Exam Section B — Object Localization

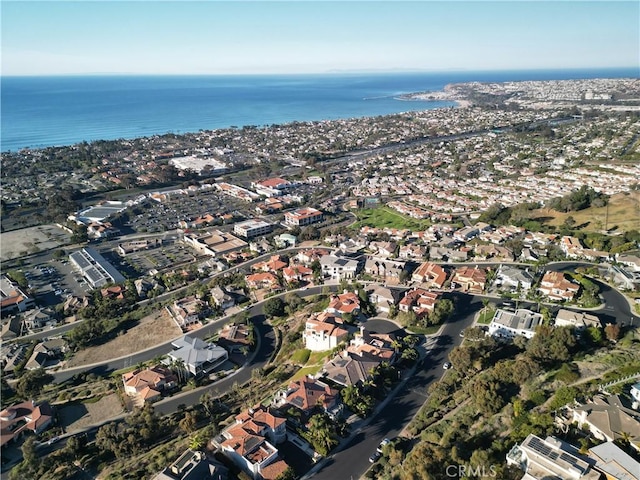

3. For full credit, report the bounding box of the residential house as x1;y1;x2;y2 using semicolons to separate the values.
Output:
569;395;640;452
24;339;67;370
282;265;313;284
452;266;487;293
22;308;57;332
319;255;360;280
506;434;600;480
167;336;228;377
245;272;281;291
495;265;535;291
554;309;601;331
87;221;120;239
249;238;273;255
346;327;396;364
369;241;397;258
167;296;208;331
327;291;360;317
538;271;580;301
398;288;440;317
617;254;640;273
101;285;126;300
216;405;288;480
153;449;228;480
560;236;584;258
296;248;330;265
607;265;640;291
321;352;380;387
252;255;288;273
398;243;427;260
488;308;544;340
1;275;35;315
631;382;640;408
274;375;339;417
1;401;54;447
363;258;406;284
217;323;253;351
589;442;640;480
411;262;448;289
122;365;178;403
303;311;349;351
367;285;400;313
473;244;514;262
210;286;235;310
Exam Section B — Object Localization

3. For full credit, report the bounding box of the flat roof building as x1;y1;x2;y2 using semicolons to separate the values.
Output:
233;220;273;239
69;247;125;288
284;207;324;227
488;308;544;340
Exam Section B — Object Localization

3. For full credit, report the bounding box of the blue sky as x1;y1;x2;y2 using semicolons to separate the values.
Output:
2;1;639;75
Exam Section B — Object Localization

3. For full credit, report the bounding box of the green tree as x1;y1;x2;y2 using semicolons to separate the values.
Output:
264;297;285;318
16;369;53;400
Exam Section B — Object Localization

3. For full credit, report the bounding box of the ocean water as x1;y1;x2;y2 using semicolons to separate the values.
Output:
1;68;637;152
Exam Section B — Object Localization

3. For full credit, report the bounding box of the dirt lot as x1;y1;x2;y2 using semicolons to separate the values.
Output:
0;224;72;261
58;394;124;433
64;309;182;368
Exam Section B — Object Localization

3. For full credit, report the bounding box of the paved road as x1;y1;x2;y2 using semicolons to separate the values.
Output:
308;293;481;480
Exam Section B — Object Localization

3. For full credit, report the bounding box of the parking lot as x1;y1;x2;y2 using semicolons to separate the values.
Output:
111;239;196;275
25;259;88;307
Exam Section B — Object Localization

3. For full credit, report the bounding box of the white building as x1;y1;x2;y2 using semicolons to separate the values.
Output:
506;434;600;480
488;308;544;340
233;219;273;239
319;255;360;280
554;309;601;331
69;247;126;288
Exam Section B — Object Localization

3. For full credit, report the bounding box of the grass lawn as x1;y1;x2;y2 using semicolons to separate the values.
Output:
352;206;432;231
477;308;496;324
531;190;640;233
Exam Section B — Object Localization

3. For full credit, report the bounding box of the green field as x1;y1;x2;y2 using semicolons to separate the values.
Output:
352;206;432;231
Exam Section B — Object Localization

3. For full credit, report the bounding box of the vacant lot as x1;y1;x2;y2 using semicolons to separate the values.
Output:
533;190;640;233
0;224;72;261
64;310;182;368
352;207;432;231
59;394;124;432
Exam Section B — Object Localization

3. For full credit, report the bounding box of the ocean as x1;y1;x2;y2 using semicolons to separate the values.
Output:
1;68;637;153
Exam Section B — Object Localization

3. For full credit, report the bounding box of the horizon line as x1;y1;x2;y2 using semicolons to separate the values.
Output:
2;66;639;78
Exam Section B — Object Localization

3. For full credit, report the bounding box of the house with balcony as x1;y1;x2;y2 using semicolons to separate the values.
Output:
1;401;54;448
273;375;340;418
326;291;360;317
319;255;360;280
398;288;440;317
167;296;208;331
495;265;534;291
538;271;580;302
216;405;288;480
166;336;228;377
303;311;349;352
411;262;448;289
122;365;178;404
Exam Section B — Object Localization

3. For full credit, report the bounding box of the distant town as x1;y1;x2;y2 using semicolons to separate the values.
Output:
1;77;640;480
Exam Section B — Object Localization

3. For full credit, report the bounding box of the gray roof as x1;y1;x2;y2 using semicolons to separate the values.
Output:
589;442;639;480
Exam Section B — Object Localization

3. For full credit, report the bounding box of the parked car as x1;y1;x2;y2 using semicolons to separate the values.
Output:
443;362;452;370
377;438;391;453
369;451;381;463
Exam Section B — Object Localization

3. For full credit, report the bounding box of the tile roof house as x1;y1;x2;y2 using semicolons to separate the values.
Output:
245;273;281;291
538;271;580;301
167;296;208;331
303;311;349;352
411;262;448;288
1;400;53;447
346;327;396;364
217;405;288;480
327;291;361;316
452;266;487;294
398;288;441;317
122;365;178;403
274;375;339;416
252;255;288;273
398;243;428;260
282;265;313;284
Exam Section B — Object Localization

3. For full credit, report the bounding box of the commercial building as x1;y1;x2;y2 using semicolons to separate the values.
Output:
284;207;324;226
233;220;273;239
69;247;126;288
